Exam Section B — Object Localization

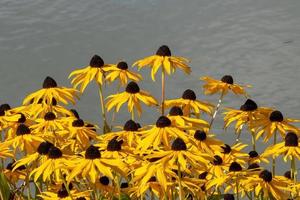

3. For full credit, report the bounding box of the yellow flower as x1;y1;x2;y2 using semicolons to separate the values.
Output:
39;186;91;200
69;55;113;92
164;89;214;116
167;106;209;129
264;132;300;161
30;146;69;182
190;130;223;155
0;142;13;158
0;104;22;130
106;81;158;116
23;76;79;106
67;145;128;183
242;170;291;199
104;61;142;86
4;161;27;183
247;150;269;165
252;110;300;142
5;123;44;154
223;99;272;134
133;45;190;81
137;116;190;151
201;75;250;96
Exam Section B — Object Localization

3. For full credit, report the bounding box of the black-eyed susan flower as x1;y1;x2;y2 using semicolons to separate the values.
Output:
95;176;114;198
30;146;68;182
99;119;141;148
253;110;300;142
167;106;209;129
0;104;22;130
39;185;91;200
133;45;190;81
190;130;223;155
6;123;44;154
4;161;26;184
220;143;248;165
224;99;271;134
63;118;97;151
247;150;269;165
104;61;142;86
145;138;210;173
69;55;113;92
242;170;291;199
201;75;250;96
0;142;13;159
23;76;79;106
137;116;190;151
264;132;300;162
12;141;53;170
106;81;158;117
67;145;127;183
30;112;65;134
164;89;214;117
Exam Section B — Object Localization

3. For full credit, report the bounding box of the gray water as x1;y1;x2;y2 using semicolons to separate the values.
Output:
1;0;300;175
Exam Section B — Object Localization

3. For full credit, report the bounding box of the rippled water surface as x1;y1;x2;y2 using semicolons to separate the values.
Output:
1;0;300;173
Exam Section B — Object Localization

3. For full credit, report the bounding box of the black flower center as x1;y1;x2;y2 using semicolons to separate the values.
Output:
125;81;140;94
70;109;80;119
269;110;284;122
284;171;292;179
57;187;69;198
90;55;104;68
156;116;171;128
224;194;235;200
18;113;26;123
285;132;298;147
248;163;260;170
148;176;157;182
107;138;122;151
0;104;11;116
221;75;234;84
123;119;139;131
212;155;223;165
182;89;196;100
148;157;161;162
248;150;258;158
76;198;86;200
156;45;171;57
37;141;54;155
43;76;57;88
229;162;242;172
85;145;101;159
171;138;187;151
6;162;26;171
120;182;129;188
194;130;207;141
16;124;31;136
44;112;56;121
259;170;272;182
72;119;85;127
240;99;258;111
198;171;208;179
221;144;231;154
48;146;62;159
99;176;110;185
169;106;183;116
117;61;128;70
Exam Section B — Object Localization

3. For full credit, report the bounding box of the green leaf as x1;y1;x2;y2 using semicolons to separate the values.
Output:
0;172;11;200
112;193;131;200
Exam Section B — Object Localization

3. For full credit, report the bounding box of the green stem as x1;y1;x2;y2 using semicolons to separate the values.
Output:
98;83;110;133
177;162;183;200
272;130;277;175
251;129;256;151
209;91;225;129
161;68;165;115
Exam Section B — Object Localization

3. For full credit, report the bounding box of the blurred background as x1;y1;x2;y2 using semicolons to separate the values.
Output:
1;0;300;173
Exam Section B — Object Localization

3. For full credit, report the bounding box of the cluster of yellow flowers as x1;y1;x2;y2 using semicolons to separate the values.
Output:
1;45;300;200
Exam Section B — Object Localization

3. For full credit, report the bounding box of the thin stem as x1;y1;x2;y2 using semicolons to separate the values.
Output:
161;68;165;115
98;83;110;133
209;91;225;129
251;129;256;151
236;179;239;200
177;162;183;200
272;130;277;175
